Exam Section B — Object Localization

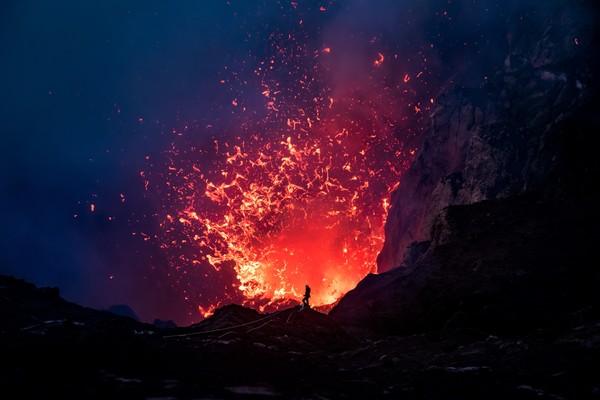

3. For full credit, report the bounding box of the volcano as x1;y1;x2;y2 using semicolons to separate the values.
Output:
2;0;599;399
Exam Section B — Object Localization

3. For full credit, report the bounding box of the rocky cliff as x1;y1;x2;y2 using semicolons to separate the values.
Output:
377;0;599;272
328;4;600;386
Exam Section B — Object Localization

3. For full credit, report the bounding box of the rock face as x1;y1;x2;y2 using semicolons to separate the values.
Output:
325;4;600;396
377;1;599;272
331;194;599;335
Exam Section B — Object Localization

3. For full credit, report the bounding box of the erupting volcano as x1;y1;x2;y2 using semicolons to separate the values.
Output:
4;0;599;398
141;3;432;319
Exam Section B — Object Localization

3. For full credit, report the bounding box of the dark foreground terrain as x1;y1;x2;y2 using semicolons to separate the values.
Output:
1;193;598;399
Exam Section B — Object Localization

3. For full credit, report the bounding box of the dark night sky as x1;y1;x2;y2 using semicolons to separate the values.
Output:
1;1;555;326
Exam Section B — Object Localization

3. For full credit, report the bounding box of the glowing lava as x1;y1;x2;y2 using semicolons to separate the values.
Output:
165;128;406;314
145;4;431;319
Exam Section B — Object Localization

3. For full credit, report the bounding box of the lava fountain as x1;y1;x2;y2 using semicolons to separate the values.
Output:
144;3;431;319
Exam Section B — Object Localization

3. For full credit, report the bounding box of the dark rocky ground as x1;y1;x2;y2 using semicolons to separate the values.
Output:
1;191;599;399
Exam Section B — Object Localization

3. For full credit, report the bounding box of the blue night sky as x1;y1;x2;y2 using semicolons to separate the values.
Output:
1;1;550;325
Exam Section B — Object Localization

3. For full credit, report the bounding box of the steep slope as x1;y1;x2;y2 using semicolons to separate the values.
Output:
377;1;599;272
329;3;600;394
331;194;599;335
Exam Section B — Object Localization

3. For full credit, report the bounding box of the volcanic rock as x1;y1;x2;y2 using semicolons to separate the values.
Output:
0;277;364;398
328;2;600;396
331;193;599;337
3;269;599;399
377;1;600;272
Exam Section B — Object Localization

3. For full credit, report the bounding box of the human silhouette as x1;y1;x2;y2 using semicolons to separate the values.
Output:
301;284;311;309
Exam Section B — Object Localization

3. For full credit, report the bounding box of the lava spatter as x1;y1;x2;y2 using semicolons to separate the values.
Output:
145;2;430;319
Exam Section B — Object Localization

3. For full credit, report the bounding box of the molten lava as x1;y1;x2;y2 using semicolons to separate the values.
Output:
144;4;431;320
164;128;407;315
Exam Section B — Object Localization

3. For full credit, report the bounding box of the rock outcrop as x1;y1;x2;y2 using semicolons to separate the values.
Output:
327;7;600;397
377;1;599;272
331;193;599;335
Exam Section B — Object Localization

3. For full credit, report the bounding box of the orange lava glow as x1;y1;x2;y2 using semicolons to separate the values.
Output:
147;7;431;319
171;130;401;312
155;98;416;312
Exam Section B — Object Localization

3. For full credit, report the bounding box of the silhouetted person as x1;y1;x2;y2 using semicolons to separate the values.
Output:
301;284;311;309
